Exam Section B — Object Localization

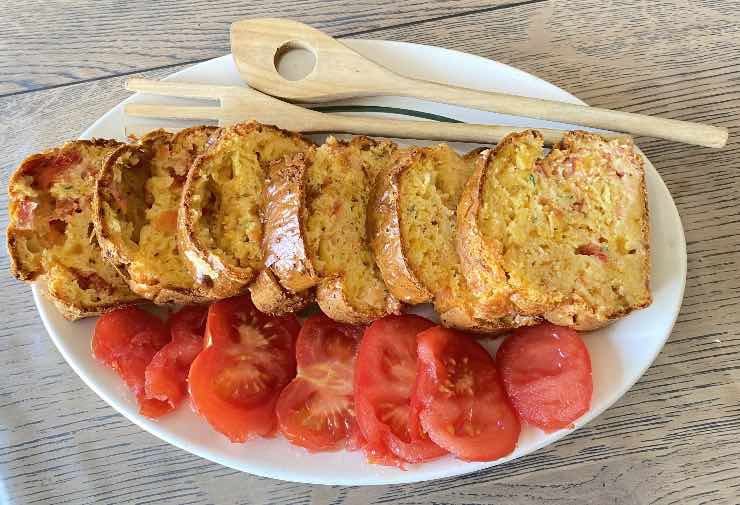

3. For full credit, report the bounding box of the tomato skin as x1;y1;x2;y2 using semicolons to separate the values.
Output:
415;326;521;462
276;315;364;452
189;346;279;441
169;305;209;343
144;305;207;409
188;295;299;442
204;296;301;349
354;315;447;466
92;307;172;417
496;324;592;432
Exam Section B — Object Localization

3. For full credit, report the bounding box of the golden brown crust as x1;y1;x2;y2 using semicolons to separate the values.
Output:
439;305;541;335
261;151;318;292
179;121;314;299
8;138;142;320
316;275;402;325
41;272;141;320
94;127;218;304
249;269;313;315
367;148;433;304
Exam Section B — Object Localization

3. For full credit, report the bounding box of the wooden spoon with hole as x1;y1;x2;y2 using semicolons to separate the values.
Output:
231;18;727;148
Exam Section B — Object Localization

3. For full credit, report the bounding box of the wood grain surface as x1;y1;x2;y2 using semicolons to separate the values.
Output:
1;1;738;504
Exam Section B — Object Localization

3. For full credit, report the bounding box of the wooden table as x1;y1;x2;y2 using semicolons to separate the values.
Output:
1;1;738;503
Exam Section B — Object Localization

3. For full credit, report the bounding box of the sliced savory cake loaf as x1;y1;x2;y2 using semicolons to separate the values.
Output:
7;139;141;319
456;131;545;323
179;121;314;298
458;130;651;330
369;144;532;332
260;136;400;323
260;150;318;293
254;150;318;313
94;127;218;304
305;136;401;324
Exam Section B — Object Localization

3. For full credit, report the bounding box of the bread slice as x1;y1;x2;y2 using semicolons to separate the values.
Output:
94;127;218;304
457;130;651;330
179;121;314;299
260;136;401;323
7;139;141;319
369;144;530;332
306;136;401;324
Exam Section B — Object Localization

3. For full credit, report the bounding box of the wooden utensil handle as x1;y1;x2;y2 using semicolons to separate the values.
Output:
402;77;728;148
310;113;626;146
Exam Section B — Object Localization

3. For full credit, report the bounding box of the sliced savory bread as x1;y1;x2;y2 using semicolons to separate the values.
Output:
369;144;533;332
457;130;651;330
179;121;314;299
306;136;401;324
94;127;218;304
7;139;141;319
260;136;401;323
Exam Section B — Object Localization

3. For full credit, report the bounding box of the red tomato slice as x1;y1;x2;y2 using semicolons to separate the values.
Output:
495;324;593;432
354;315;447;466
92;307;172;417
144;305;207;410
276;314;364;452
188;295;299;442
415;326;521;462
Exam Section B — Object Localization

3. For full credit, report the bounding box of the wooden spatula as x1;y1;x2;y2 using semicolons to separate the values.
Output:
230;18;728;148
124;78;623;146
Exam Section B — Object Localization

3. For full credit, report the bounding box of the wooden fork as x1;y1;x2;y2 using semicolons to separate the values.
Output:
124;78;628;146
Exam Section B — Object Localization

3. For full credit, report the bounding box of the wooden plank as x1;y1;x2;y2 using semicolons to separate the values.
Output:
0;0;538;95
1;0;739;503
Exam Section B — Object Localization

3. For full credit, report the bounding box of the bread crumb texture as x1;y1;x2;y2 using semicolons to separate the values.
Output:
476;130;651;328
397;145;489;327
304;136;398;317
98;128;215;299
189;123;311;273
8;139;139;317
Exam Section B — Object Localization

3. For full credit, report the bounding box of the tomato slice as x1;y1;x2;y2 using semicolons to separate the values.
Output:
144;305;207;410
188;295;299;442
354;315;447;466
92;307;172;417
495;324;592;432
415;326;521;462
276;314;365;452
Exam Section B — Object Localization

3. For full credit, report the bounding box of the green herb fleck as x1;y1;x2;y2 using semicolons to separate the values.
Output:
528;174;536;188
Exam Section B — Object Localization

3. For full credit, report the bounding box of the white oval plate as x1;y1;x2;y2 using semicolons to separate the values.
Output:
33;40;686;485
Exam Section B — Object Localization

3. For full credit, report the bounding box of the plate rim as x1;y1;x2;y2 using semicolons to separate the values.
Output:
32;38;687;485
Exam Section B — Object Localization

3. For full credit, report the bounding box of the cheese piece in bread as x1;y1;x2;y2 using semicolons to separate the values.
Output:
458;130;651;330
94;127;218;304
179;121;314;298
7;139;141;319
370;144;532;332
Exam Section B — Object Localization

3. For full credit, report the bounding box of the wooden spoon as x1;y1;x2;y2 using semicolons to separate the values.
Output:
231;18;728;148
